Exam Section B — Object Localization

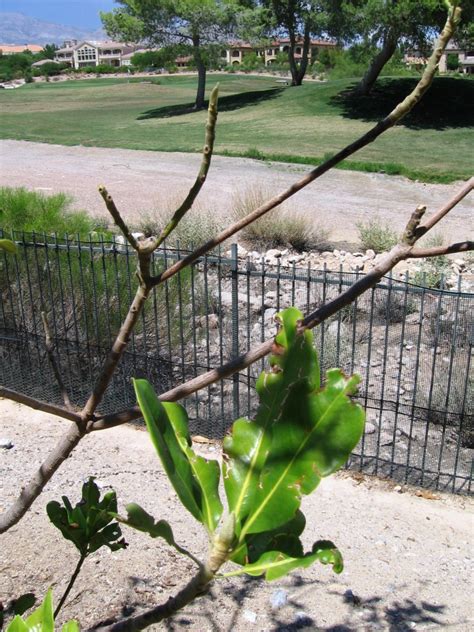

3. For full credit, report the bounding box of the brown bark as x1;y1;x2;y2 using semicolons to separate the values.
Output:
192;34;206;109
355;28;399;96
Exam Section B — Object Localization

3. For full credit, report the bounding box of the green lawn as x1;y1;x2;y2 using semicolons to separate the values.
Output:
1;73;472;183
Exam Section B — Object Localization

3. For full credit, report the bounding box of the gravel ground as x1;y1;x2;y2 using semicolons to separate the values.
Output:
1;400;473;632
1;140;472;245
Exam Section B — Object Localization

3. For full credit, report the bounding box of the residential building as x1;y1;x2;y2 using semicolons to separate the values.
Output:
225;38;336;66
439;43;474;74
54;40;139;69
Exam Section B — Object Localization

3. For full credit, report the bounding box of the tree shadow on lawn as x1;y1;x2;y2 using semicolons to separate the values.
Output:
331;77;474;130
137;87;285;120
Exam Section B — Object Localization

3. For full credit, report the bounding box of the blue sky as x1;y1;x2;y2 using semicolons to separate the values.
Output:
1;1;117;29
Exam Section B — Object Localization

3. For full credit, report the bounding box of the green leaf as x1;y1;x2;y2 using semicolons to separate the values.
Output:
133;378;223;531
237;540;343;581
118;503;197;562
231;510;306;566
224;307;365;542
0;238;17;254
25;588;54;632
47;478;126;556
6;617;28;632
62;622;80;632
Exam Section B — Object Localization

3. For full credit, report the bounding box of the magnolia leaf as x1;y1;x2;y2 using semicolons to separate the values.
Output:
224;307;365;541
118;503;197;562
238;540;343;581
133;378;223;531
0;239;17;254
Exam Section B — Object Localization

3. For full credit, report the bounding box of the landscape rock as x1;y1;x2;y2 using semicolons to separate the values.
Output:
0;437;14;449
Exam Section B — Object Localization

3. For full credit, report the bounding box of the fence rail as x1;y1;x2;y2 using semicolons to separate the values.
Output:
1;232;472;494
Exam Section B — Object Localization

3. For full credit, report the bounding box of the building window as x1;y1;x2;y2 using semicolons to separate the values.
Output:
295;47;301;54
77;47;96;61
232;50;240;57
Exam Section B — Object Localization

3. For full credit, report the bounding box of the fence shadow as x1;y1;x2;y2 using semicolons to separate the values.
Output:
331;77;474;130
137;87;285;120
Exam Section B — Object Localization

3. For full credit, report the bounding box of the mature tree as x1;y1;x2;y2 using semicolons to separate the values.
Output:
101;0;237;109
267;1;331;85
40;43;58;60
242;1;332;86
337;0;474;96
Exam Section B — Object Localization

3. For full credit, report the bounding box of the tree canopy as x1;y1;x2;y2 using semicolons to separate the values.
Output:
335;0;474;95
101;0;238;108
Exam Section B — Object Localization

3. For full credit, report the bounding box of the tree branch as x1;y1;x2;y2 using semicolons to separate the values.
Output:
91;180;473;432
146;85;219;254
151;6;461;287
99;186;139;250
408;241;473;258
41;311;74;412
0;5;463;533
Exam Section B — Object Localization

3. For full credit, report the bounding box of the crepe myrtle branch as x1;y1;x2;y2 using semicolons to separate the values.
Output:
0;6;463;533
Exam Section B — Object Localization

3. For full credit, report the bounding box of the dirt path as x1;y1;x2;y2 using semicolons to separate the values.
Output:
0;400;473;631
1;140;472;245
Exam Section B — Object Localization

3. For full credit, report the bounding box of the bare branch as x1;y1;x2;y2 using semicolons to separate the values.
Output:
416;176;474;237
145;85;219;254
0;6;462;533
151;8;461;287
409;241;473;258
91;180;473;432
0;386;82;424
41;311;74;412
98;186;139;250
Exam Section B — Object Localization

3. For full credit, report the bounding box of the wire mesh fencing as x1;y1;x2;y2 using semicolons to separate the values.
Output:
1;233;472;494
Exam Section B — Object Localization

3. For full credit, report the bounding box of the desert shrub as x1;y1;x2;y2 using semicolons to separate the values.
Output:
411;233;450;288
374;287;417;324
94;64;118;74
232;186;330;252
138;194;225;251
357;218;399;253
0;187;94;237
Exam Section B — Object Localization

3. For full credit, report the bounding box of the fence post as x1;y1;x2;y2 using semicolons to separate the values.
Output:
231;243;240;420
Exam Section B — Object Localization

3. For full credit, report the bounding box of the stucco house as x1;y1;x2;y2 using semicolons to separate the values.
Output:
225;38;336;66
439;43;474;74
0;44;43;55
54;40;139;69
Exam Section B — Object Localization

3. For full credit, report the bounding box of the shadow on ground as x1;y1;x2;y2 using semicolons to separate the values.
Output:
137;87;285;120
331;77;474;130
160;573;452;632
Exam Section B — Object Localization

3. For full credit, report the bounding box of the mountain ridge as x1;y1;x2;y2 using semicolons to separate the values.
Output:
0;12;105;46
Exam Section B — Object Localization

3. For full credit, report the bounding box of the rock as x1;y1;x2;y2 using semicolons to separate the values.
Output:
364;422;377;435
0;437;14;449
264;308;277;322
266;248;282;259
237;244;248;258
242;610;257;623
207;313;219;329
271;589;288;609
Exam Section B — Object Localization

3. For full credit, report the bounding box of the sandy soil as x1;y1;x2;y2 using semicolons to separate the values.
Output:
1;140;472;246
0;399;473;631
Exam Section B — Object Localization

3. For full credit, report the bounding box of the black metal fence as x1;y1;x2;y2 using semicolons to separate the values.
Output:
1;233;472;494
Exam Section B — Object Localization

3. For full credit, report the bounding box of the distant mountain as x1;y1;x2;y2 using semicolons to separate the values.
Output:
0;12;105;46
